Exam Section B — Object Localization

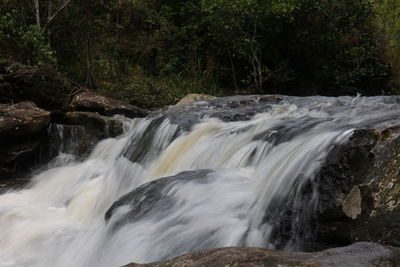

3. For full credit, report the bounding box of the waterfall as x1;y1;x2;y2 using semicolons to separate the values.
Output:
0;96;399;267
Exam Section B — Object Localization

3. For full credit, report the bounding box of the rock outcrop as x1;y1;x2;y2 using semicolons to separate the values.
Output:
0;102;50;180
69;90;149;118
123;242;400;267
315;124;400;248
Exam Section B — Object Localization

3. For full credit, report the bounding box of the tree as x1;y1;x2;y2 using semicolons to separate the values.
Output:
374;0;400;90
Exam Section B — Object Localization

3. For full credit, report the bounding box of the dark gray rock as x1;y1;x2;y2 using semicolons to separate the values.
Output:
47;108;133;159
105;170;213;231
163;95;283;131
64;111;124;137
46;111;127;158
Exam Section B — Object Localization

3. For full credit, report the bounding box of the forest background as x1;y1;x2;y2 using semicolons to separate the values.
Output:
0;0;399;108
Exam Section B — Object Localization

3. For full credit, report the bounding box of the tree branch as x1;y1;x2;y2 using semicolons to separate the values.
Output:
41;0;71;34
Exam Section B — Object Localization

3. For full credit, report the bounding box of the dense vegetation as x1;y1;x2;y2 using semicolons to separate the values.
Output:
0;0;399;108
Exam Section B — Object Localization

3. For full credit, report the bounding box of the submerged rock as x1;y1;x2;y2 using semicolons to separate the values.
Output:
69;90;149;118
123;242;400;267
105;170;213;229
166;95;282;124
0;102;50;180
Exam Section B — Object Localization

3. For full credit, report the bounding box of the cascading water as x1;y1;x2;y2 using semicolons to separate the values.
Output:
0;95;399;267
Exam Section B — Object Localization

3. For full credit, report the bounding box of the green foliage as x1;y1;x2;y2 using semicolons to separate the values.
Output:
281;0;389;95
0;10;56;67
126;0;389;96
0;0;397;107
104;67;223;108
373;0;400;91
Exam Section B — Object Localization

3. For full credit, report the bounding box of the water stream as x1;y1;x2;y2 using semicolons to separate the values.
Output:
0;95;399;267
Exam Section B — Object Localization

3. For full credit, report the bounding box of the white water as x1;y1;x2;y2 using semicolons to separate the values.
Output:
0;96;399;266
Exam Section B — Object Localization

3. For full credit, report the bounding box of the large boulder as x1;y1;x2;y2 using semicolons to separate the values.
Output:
315;124;400;248
69;90;149;118
0;102;50;180
123;242;400;267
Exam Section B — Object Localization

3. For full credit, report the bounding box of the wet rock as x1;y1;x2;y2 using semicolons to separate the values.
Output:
69;90;149;118
163;95;283;131
315;125;400;248
105;170;213;230
123;242;400;267
47;112;126;157
64;111;124;137
0;102;50;180
48;124;98;157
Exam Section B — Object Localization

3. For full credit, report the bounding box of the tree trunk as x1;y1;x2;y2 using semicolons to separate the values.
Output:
34;0;41;29
228;49;238;92
46;0;54;45
249;21;263;93
86;37;96;90
250;46;263;93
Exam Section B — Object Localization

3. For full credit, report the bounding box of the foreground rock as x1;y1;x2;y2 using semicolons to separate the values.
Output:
69;90;149;118
123;242;400;267
0;102;50;180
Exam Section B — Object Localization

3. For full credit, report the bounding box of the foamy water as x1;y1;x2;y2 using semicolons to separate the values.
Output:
0;96;399;267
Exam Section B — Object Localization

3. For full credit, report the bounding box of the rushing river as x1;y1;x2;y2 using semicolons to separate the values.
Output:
0;95;399;267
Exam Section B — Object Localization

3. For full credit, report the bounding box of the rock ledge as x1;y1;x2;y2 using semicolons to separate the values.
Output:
123;242;400;267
